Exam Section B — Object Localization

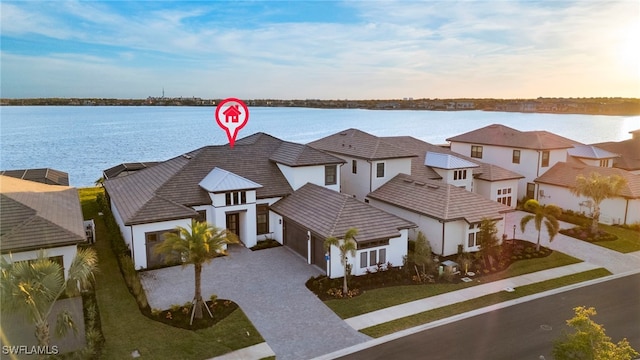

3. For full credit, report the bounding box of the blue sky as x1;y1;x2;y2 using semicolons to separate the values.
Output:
1;1;639;99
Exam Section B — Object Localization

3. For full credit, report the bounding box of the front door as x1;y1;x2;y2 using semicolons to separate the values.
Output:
226;213;240;242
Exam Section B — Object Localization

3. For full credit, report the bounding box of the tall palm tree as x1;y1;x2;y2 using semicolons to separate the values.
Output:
0;248;98;347
571;172;627;234
324;228;358;294
520;199;562;251
154;219;238;324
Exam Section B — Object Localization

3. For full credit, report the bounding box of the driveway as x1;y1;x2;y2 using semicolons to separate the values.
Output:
140;245;369;360
505;211;640;274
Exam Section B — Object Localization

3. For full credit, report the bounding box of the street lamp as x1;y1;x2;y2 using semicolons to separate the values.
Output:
513;224;516;240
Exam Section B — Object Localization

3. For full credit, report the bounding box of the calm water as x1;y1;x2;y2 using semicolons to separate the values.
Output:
1;106;638;187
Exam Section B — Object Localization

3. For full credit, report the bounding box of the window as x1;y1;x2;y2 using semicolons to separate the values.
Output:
195;210;207;223
512;150;521;164
599;159;609;167
360;248;386;268
541;151;550;167
376;162;385;178
370;250;377;266
225;191;247;206
497;188;512;206
467;224;479;247
145;230;179;268
526;183;536;199
325;165;337;185
360;252;367;268
256;204;269;235
454;169;467;180
352;159;357;174
471;145;483;159
379;248;386;264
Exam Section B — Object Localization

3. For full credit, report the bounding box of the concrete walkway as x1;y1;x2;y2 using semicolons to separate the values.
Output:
140;246;369;360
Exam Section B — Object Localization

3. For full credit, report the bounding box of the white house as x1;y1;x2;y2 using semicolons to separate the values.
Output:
447;124;578;200
270;183;415;277
367;174;513;256
308;128;415;201
0;175;86;279
535;162;640;225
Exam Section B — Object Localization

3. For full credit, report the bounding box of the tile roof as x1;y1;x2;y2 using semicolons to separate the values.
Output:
103;162;160;179
446;124;579;150
367;174;513;223
103;132;343;225
424;152;479;169
269;141;346;167
568;145;619;159
199;167;263;192
1;168;69;186
534;162;640;198
308;128;417;160
271;183;415;242
382;136;524;182
0;175;85;253
592;137;640;172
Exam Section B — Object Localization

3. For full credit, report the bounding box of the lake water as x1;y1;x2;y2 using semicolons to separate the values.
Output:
1;106;638;187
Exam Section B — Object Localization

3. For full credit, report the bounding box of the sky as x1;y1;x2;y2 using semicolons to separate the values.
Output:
1;1;639;100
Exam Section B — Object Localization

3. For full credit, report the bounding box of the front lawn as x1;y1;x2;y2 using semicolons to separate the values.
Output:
593;224;640;253
326;250;581;319
79;187;264;360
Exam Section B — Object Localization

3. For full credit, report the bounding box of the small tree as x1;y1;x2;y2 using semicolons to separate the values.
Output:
477;218;500;267
520;199;561;251
0;248;98;347
324;228;358;294
154;220;238;324
409;231;434;276
553;306;639;360
571;172;627;234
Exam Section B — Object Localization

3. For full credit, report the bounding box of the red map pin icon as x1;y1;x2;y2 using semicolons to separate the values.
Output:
215;98;249;148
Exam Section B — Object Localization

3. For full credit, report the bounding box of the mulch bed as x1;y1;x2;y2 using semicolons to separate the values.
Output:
143;300;238;330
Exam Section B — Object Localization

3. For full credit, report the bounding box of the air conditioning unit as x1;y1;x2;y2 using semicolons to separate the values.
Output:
539;189;545;197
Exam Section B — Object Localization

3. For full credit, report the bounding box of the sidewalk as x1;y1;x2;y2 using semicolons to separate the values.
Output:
344;261;600;330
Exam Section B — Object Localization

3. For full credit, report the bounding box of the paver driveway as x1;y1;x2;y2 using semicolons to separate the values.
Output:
140;245;369;360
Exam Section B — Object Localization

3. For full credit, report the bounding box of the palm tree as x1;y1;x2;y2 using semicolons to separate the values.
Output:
571;172;627;234
154;219;238;324
0;248;98;347
323;228;358;294
520;199;562;251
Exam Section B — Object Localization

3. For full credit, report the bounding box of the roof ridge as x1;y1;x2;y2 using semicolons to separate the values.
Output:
330;192;349;238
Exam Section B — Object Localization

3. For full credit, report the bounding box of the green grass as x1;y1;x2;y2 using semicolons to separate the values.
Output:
593;224;640;253
326;251;581;319
360;268;612;338
79;187;264;359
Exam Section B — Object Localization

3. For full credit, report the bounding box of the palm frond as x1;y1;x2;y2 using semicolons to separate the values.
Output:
65;248;98;296
520;214;535;233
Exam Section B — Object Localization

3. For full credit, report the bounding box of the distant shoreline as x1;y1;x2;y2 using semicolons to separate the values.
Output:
1;97;639;116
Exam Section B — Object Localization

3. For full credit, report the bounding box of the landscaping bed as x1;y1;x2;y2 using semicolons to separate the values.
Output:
560;226;618;243
147;299;239;331
250;239;282;251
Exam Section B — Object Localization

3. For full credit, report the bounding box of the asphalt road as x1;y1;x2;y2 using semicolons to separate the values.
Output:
338;273;640;360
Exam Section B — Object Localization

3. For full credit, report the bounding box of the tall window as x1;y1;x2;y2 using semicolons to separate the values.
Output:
471;145;483;159
526;182;536;199
195;210;207;223
541;151;550;167
497;188;512;206
325;165;337;185
352;159;357;174
468;223;480;247
376;162;385;178
512;150;521;164
256;204;269;235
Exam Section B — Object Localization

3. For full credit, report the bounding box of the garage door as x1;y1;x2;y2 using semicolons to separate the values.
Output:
284;219;308;259
311;234;327;272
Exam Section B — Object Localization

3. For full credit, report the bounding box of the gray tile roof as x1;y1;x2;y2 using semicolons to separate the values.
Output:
271;183;416;242
308;128;417;160
568;145;619;160
535;162;640;198
103;132;343;225
0;176;85;253
382;136;524;182
269;141;345;167
367;174;513;223
103;162;160;179
1;168;69;186
446;124;579;150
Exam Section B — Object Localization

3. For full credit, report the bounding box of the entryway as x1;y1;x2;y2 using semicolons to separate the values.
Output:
226;212;240;242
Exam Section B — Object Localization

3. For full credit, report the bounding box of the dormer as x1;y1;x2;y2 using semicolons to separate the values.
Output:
424;151;479;190
568;145;619;168
199;167;263;207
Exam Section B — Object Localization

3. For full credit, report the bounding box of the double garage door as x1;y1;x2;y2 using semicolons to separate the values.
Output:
283;219;326;272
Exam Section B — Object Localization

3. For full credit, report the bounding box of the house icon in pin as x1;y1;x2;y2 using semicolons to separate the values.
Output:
223;105;242;123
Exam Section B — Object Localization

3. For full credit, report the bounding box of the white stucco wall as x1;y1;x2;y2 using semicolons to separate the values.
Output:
474;179;519;209
537;183;639;225
337;155;373;200
130;218;192;270
433;167;474;191
326;229;409;278
110;198;133;248
2;245;78;279
276;163;341;192
371;158;412;193
255;197;283;242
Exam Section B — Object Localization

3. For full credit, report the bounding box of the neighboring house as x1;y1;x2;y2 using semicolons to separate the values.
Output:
103;132;351;270
382;136;523;208
308;129;416;201
447;124;579;200
535;162;640;225
0;175;86;279
367;174;513;256
593;129;640;174
567;145;619;168
1;168;69;186
270;183;416;277
103;162;160;179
